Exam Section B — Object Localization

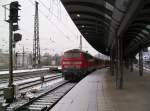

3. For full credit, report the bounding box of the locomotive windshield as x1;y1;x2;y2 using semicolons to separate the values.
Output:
64;52;80;58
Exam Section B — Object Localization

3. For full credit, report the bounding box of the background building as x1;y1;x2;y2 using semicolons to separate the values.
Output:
16;52;32;69
0;49;9;71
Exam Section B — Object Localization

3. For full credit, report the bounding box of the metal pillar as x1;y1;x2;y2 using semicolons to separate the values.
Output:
110;53;113;75
4;18;15;103
9;21;13;87
112;55;115;76
114;42;118;85
114;43;118;80
139;50;143;76
79;35;82;50
4;1;21;103
125;58;129;69
116;37;123;89
33;1;40;68
13;48;15;70
15;52;17;70
110;49;114;76
130;58;133;72
22;46;25;68
120;39;123;81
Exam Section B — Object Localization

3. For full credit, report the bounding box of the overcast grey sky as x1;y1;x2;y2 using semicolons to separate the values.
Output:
0;0;101;56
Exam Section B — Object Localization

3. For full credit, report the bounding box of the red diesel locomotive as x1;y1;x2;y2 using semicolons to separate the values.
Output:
61;49;97;80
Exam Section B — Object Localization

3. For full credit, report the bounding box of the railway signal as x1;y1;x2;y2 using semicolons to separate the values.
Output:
12;24;19;31
14;33;22;42
2;1;21;103
10;1;21;23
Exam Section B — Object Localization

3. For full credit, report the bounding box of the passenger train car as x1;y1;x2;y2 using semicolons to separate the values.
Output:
61;49;104;80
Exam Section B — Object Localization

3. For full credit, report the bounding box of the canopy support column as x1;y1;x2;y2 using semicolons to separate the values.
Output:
139;50;143;76
110;50;115;76
130;58;133;72
116;36;123;89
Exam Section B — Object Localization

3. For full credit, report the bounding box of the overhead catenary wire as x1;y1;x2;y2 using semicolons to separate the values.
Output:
37;0;59;19
17;25;57;53
48;0;53;21
28;0;72;41
1;0;78;47
27;1;79;56
0;1;4;5
38;0;78;39
39;9;72;41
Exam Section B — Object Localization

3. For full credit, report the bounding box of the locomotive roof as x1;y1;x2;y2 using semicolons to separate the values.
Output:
65;49;91;55
65;49;82;52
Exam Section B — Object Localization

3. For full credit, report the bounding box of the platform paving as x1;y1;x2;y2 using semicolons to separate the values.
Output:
51;68;150;111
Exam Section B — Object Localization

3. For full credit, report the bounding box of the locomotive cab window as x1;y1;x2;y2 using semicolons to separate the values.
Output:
64;53;80;58
85;53;93;59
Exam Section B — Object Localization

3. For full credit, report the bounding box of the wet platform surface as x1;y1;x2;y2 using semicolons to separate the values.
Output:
51;68;150;111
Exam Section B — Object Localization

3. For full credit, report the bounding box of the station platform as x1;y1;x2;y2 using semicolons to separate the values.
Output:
51;68;150;111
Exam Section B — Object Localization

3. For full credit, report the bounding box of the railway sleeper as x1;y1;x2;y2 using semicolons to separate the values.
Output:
27;106;47;111
33;102;53;105
7;81;75;111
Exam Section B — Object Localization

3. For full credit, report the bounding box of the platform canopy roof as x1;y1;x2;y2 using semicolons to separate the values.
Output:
61;0;150;57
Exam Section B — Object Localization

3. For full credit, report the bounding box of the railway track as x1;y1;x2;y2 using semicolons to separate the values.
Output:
6;81;76;111
0;74;62;98
0;72;51;84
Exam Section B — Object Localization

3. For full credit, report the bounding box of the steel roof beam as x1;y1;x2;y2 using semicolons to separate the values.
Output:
73;18;109;26
126;31;146;39
69;11;110;24
78;26;107;32
63;1;112;16
117;0;144;37
77;24;108;30
126;34;150;54
127;28;150;35
134;17;150;23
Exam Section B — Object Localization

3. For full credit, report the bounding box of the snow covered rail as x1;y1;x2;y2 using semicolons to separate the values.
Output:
0;73;62;98
0;68;49;79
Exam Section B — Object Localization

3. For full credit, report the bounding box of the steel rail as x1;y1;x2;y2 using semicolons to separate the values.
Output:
0;74;62;98
14;80;75;111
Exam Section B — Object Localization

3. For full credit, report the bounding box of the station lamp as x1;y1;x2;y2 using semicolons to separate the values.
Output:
77;14;80;17
82;25;85;28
